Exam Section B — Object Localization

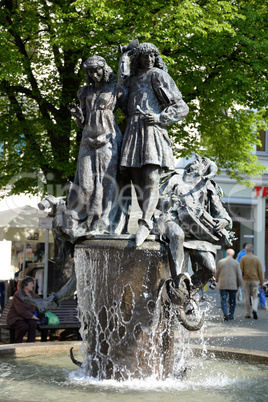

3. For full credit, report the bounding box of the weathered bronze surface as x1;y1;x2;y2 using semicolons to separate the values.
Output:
27;43;235;379
63;55;129;238
75;237;174;379
118;42;189;246
156;154;235;290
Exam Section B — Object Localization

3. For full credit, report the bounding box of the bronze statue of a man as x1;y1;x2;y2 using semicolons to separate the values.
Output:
156;154;234;291
119;43;189;246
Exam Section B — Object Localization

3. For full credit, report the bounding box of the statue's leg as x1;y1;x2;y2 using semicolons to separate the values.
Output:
164;221;184;278
53;271;76;304
64;146;95;235
108;173;132;235
182;248;190;273
131;164;161;246
189;251;216;290
129;167;144;211
141;164;161;222
93;142;119;232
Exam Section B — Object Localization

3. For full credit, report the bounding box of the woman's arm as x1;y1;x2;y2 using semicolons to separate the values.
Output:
13;293;36;320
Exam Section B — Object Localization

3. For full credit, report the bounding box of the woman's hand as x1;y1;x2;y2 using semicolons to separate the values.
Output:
67;103;84;121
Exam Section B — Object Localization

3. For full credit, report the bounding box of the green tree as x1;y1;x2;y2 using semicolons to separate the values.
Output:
0;0;267;195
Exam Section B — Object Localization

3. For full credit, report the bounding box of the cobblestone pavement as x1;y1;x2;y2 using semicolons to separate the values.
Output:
186;288;268;353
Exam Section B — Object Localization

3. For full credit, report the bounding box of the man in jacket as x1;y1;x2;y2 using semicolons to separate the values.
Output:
7;276;40;343
215;249;243;321
240;244;264;319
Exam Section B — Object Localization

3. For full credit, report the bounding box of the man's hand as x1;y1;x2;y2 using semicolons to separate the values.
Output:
144;112;160;124
214;218;228;232
171;194;180;204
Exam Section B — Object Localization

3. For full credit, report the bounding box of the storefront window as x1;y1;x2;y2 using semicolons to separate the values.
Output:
224;204;255;256
11;241;54;295
12;242;45;272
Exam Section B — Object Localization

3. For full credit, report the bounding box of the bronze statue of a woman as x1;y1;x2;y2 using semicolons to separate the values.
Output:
64;56;127;237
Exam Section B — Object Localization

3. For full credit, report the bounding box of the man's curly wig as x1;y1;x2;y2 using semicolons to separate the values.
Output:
83;56;116;85
130;43;168;76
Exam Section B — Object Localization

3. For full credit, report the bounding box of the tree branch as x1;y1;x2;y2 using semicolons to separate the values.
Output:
2;81;50;174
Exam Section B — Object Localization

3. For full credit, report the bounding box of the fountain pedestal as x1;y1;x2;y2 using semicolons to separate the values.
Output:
75;235;174;380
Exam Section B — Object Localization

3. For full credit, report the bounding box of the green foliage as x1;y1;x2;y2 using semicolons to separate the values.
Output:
0;0;267;195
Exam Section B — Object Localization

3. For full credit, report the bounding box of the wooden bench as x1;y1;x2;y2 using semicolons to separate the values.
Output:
0;299;16;343
0;298;81;343
39;299;81;342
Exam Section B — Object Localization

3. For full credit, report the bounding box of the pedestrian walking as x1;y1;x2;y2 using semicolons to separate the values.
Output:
215;249;243;321
236;243;247;262
240;244;264;319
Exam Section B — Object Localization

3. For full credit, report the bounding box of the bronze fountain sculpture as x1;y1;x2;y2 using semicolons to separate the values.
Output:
20;41;234;380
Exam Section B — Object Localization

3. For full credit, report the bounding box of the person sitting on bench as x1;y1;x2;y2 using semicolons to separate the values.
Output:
6;277;40;343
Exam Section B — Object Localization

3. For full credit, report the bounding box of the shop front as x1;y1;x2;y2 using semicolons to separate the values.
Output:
218;174;267;276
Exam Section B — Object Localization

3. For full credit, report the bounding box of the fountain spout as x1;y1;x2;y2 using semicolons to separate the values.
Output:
70;347;82;367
